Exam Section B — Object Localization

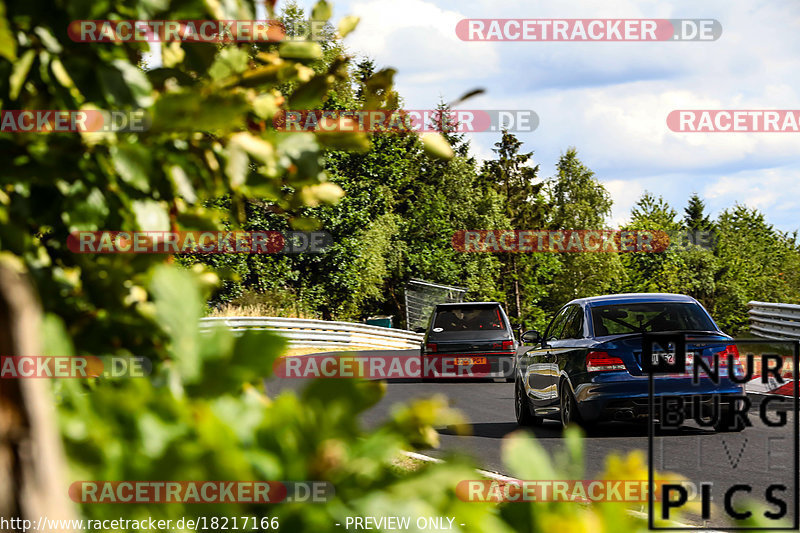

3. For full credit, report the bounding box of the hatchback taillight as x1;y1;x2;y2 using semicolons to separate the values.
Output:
502;340;514;350
586;351;626;372
425;343;437;353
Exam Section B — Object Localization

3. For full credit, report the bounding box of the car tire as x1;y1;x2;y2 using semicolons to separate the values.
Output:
713;400;747;432
515;377;541;426
559;381;581;429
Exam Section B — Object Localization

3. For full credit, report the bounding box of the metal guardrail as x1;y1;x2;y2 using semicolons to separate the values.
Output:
200;316;424;350
748;301;800;339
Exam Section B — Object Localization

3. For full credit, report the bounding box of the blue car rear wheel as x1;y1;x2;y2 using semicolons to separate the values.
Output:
559;382;577;428
559;381;595;430
515;378;541;426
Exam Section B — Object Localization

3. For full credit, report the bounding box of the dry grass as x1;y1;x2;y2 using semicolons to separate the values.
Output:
283;347;358;357
390;454;428;473
207;303;317;318
206;289;321;319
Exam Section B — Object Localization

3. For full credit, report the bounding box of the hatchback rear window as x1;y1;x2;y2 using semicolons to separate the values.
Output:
433;306;506;331
590;302;716;335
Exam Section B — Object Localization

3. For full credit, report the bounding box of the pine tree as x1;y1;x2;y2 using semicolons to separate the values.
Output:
480;131;547;319
482;130;545;228
431;100;471;158
684;193;714;233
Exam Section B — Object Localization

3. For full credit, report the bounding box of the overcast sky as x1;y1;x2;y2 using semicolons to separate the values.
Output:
279;0;800;231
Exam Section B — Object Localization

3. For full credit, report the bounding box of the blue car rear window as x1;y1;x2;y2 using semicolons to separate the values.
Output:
590;302;716;335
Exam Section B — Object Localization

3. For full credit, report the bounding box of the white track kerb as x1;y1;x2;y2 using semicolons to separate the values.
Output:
401;451;720;530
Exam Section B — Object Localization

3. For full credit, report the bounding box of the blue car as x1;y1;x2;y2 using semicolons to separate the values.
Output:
514;293;746;431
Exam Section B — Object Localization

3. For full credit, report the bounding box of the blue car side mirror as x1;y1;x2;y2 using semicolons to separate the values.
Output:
521;330;542;344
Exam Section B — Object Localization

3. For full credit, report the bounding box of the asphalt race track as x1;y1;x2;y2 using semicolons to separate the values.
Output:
266;349;798;528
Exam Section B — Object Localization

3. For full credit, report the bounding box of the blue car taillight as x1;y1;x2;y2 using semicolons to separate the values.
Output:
715;344;744;378
586;351;627;372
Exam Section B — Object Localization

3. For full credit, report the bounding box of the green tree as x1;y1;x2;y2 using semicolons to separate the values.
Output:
483;131;545;229
480;131;550;322
430;100;472;158
622;192;683;292
297;92;506;322
712;205;800;332
684;192;714;233
401;154;507;308
620;192;718;310
548;148;611;229
543;149;623;309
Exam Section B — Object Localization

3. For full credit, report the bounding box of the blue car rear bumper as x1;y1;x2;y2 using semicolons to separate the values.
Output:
573;374;746;421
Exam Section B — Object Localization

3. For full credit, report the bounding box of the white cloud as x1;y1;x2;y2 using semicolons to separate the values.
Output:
604;178;646;228
345;0;499;88
703;168;800;216
329;0;800;230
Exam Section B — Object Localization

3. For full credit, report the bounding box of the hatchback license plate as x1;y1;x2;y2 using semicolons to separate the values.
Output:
454;357;487;365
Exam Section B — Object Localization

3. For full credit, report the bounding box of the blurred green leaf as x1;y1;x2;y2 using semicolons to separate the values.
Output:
279;41;323;61
111;143;152;193
312;1;332;21
0;3;16;61
41;313;75;357
34;27;62;53
209;47;250;81
61;187;110;232
161;41;185;69
150;91;249;132
288;74;332;108
338;15;360;38
315;130;371;153
9;50;35;100
132;199;169;230
502;431;556;480
420;132;454;160
150;265;204;382
112;59;154;107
